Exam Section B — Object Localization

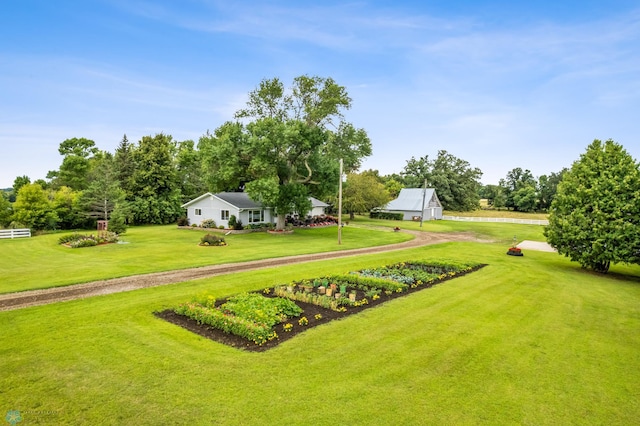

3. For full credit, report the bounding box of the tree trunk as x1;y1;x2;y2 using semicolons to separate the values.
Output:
275;215;286;231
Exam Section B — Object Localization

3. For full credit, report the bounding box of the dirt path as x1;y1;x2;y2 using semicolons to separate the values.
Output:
0;230;481;311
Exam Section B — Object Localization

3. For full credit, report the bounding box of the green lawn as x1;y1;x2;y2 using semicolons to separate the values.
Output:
0;225;412;294
1;225;639;424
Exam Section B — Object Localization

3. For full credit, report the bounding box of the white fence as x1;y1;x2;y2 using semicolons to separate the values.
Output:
442;215;548;226
0;228;32;239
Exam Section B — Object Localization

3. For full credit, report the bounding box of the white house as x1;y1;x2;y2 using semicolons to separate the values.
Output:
381;188;443;221
182;192;329;227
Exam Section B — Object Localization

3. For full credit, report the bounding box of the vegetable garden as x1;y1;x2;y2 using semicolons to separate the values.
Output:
159;260;484;351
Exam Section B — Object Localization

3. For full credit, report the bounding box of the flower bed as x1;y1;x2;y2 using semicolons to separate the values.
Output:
59;232;119;248
507;247;523;256
158;260;485;351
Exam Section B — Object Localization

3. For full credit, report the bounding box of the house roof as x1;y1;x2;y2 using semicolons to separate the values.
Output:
384;188;438;212
182;192;328;210
309;196;329;208
180;192;263;209
214;192;264;209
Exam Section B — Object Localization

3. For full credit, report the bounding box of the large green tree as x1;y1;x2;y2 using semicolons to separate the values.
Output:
48;137;99;190
129;133;182;224
80;152;126;225
499;167;537;211
544;139;640;273
341;172;391;219
400;151;482;211
175;140;207;203
200;76;372;229
12;183;59;230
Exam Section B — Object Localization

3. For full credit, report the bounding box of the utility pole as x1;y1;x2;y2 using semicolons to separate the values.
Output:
420;178;427;228
338;158;343;245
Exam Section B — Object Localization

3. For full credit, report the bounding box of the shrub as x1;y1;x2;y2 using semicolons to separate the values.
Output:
200;219;217;228
177;216;189;226
232;220;244;230
200;234;226;246
369;211;403;221
228;215;237;228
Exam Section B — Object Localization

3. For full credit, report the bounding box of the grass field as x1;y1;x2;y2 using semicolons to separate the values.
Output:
0;224;412;294
1;221;639;424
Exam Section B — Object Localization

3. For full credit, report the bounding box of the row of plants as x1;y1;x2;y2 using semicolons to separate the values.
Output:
174;293;302;345
58;231;119;248
169;260;482;348
353;261;476;287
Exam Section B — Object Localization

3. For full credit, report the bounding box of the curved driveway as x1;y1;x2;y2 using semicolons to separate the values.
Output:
0;230;480;311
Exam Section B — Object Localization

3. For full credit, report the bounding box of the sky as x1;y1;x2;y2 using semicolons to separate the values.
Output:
2;0;639;189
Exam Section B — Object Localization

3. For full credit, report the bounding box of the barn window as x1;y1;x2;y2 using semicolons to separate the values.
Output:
195;208;202;216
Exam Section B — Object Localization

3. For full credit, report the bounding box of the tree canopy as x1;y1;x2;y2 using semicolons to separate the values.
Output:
341;172;391;219
200;75;372;229
400;151;482;211
544;139;640;273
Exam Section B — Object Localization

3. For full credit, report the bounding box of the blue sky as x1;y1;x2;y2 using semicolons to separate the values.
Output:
2;0;639;188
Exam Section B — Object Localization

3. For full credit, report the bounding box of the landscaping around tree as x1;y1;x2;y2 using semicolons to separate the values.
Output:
159;260;483;351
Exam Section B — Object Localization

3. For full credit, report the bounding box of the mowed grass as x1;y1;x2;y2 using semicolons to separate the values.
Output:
1;233;639;424
0;225;412;294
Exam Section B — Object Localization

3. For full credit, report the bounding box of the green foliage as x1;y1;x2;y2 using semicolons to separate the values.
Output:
199;219;217;228
80;151;125;223
175;293;301;345
12;175;30;197
401;151;482;211
58;232;119;248
200;234;226;246
224;214;244;230
129;133;182;224
107;203;129;234
175;140;207;203
12;183;59;230
50;138;98;190
545;139;640;273
370;211;403;220
174;302;278;345
499;167;537;211
341;172;391;218
0;192;13;227
200;75;371;230
219;292;302;327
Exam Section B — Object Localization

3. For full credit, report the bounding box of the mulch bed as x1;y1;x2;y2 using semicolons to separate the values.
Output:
155;264;486;352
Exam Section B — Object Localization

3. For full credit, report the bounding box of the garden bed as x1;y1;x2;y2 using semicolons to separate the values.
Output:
156;261;486;352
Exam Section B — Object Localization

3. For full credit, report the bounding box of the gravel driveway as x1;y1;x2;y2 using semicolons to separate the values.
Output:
0;230;481;311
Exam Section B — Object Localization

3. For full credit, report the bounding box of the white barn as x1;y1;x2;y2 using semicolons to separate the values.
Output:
382;188;443;221
182;192;329;227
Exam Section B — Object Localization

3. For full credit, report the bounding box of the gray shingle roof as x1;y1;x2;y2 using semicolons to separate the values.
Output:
385;188;436;211
214;192;264;209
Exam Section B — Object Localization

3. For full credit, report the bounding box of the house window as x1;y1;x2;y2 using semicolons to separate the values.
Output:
248;210;264;223
221;210;229;221
195;208;202;216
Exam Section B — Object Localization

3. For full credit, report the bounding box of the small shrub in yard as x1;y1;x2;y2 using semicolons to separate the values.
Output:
177;216;189;226
200;219;217;228
200;234;226;246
